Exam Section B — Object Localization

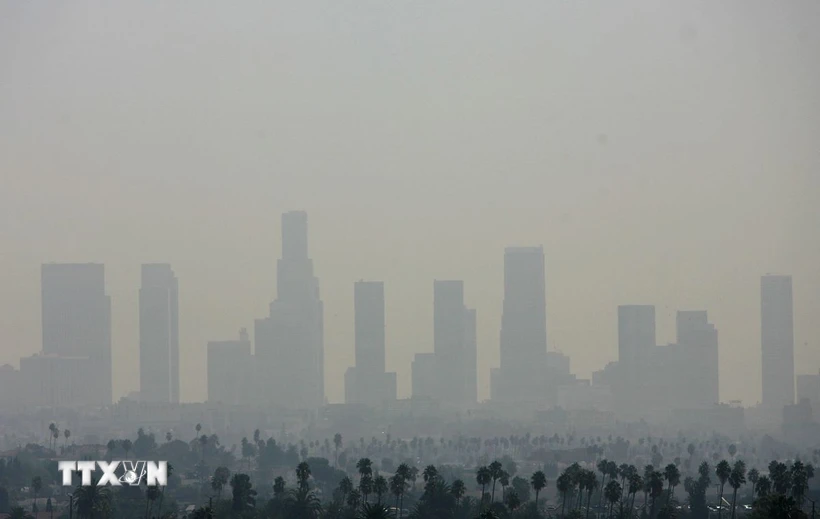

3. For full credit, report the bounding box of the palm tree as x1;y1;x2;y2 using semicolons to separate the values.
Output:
715;460;731;519
144;485;160;519
728;460;746;519
64;429;71;451
374;475;388;505
583;470;599;519
389;472;407;519
212;466;230;501
296;461;312;490
284;486;322;519
748;468;760;497
451;479;466;505
48;423;56;450
31;476;42;513
105;439;116;462
648;470;664;519
489;460;503;502
598;459;610;510
627;473;643;518
334;433;343;468
122;438;133;459
503;488;521;511
557;472;572;517
531;470;547;508
755;475;771;497
357;458;374;482
358;502;392;519
230;473;257;511
476;465;492;507
605;480;622;519
195;422;202;440
360;474;374;504
422;465;439;485
156;462;173;517
73;479;112;519
663;463;680;508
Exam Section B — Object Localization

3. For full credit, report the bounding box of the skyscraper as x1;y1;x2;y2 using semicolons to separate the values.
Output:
433;280;476;406
207;329;252;405
676;310;719;408
345;281;396;406
761;275;795;407
614;305;656;416
492;247;548;403
139;263;179;403
617;305;656;367
41;263;111;406
255;211;325;410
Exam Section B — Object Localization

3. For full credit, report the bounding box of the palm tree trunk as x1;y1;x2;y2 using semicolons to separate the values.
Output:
599;474;607;510
492;479;497;502
718;484;725;519
731;488;738;519
561;492;566;518
586;491;593;519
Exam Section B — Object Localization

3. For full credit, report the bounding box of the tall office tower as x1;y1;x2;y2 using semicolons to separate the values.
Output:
207;329;252;405
761;275;795;407
41;263;112;406
492;247;548;403
345;281;397;406
614;305;656;415
432;280;476;406
617;305;656;366
676;310;719;408
412;353;438;398
255;211;325;410
139;264;179;403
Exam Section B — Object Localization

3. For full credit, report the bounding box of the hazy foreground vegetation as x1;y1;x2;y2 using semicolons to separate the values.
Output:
1;425;819;518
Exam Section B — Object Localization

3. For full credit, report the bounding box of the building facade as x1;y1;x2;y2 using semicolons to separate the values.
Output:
492;247;548;404
345;281;397;406
41;263;111;406
139;263;179;403
761;275;795;407
255;211;325;410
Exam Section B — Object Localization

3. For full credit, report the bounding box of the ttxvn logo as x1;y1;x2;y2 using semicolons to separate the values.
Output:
58;461;168;486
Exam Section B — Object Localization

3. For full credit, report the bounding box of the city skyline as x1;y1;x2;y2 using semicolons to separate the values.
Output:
1;1;818;406
4;230;811;411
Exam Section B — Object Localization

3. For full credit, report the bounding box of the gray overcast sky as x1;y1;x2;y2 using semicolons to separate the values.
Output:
1;1;818;405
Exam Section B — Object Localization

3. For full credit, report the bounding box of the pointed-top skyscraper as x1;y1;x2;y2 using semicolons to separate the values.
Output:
255;211;324;410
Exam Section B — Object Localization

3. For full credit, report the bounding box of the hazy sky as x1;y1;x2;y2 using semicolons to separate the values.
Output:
1;1;818;406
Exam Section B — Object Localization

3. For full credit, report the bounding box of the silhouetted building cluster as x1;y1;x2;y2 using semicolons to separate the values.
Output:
595;305;720;421
0;211;811;427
